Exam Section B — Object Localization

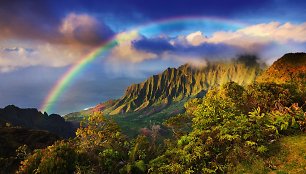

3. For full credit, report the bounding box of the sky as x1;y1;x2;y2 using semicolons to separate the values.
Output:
0;0;306;114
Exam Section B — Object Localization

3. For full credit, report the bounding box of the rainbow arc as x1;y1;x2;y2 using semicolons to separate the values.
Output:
40;16;247;113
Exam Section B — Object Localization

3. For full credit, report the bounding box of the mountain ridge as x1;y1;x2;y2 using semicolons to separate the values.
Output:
66;59;263;119
0;105;76;138
257;52;306;84
106;61;262;115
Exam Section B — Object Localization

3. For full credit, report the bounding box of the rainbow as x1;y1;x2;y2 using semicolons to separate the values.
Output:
40;16;247;113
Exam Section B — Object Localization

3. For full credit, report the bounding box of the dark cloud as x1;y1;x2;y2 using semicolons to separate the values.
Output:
72;20;114;45
0;0;61;40
3;47;34;53
132;37;174;54
0;0;305;45
235;55;260;67
132;36;243;59
0;0;114;46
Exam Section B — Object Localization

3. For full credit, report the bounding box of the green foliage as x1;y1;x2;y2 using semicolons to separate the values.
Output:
16;81;306;174
148;82;306;173
17;149;43;174
164;113;192;139
231;134;306;174
17;112;128;174
75;112;128;173
18;141;77;174
243;83;302;113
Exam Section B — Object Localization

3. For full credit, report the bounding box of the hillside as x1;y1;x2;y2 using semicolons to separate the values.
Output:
69;60;261;118
107;61;261;115
0;105;76;138
65;60;262;134
257;52;306;84
232;134;306;173
65;100;118;122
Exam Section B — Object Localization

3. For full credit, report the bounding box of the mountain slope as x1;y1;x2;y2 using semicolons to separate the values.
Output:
107;61;261;115
257;52;306;84
0;105;76;138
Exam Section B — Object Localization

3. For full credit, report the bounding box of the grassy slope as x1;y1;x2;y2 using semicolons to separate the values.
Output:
232;133;306;174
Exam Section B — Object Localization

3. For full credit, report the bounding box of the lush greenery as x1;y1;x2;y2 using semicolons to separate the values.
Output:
16;82;306;173
232;133;306;173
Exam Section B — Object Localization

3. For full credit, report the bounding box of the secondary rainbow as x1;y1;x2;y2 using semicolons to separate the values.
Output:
40;16;247;113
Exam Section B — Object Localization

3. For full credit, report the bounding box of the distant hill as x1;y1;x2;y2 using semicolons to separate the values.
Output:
257;52;306;84
0;105;76;138
65;100;118;122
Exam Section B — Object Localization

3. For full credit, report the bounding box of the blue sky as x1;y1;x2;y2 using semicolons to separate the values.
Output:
0;0;306;114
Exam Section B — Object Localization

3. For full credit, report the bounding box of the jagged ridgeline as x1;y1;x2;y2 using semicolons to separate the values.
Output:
103;60;262;115
0;105;77;138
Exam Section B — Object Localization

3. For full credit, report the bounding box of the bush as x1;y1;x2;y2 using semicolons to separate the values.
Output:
17;141;77;174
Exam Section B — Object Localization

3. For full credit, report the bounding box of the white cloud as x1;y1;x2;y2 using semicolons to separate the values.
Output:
185;31;207;46
160;52;208;68
185;22;306;49
60;13;96;34
0;41;86;72
107;30;157;63
106;22;306;68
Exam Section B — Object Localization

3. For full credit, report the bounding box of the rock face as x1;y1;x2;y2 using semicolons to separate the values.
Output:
0;105;76;138
107;61;261;115
257;53;306;84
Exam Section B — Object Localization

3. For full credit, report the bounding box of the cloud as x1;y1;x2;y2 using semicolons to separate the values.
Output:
3;47;35;54
160;53;208;68
0;12;114;72
107;31;157;63
0;41;85;72
59;13;114;45
0;1;61;41
0;1;114;45
120;22;306;65
187;22;306;49
127;33;243;62
132;36;174;54
185;31;207;46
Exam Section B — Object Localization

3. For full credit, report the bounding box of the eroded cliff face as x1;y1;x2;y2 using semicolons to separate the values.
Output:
108;61;261;115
